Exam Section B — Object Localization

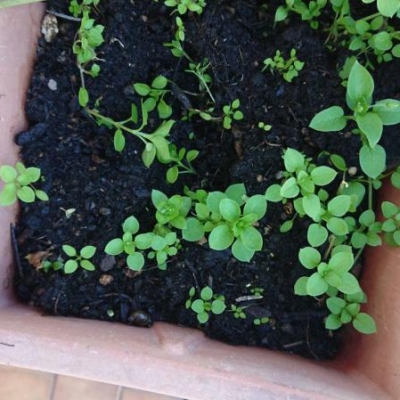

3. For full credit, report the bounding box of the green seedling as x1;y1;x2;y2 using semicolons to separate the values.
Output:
186;286;226;324
0;163;49;206
222;99;244;129
87;102;174;166
73;8;104;107
135;231;180;270
265;148;338;225
310;60;400;179
381;201;400;246
183;184;267;262
69;0;100;17
185;59;215;103
294;246;361;297
163;144;198;184
230;304;247;319
43;258;64;273
258;122;272;132
105;216;145;271
151;190;192;229
164;0;206;15
350;209;382;249
262;49;304;83
253;317;270;325
133;75;173;120
275;0;327;29
325;291;376;334
62;244;96;273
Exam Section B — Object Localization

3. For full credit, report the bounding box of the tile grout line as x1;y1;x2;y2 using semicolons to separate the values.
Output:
115;385;124;400
48;374;58;400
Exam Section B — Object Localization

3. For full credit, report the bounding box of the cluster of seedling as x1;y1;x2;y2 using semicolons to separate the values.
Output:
275;0;400;66
2;0;400;334
71;0;104;107
262;49;304;83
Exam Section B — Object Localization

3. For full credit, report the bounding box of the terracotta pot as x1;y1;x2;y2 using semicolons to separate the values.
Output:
0;4;398;399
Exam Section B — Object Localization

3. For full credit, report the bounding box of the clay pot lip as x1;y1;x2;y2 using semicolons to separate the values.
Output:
0;3;397;399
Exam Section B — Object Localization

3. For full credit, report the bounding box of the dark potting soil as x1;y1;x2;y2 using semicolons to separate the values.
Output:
13;0;400;360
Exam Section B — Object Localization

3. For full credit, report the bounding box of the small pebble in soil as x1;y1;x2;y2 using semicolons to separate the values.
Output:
48;79;58;91
100;255;115;272
15;123;47;146
41;14;59;43
128;310;153;327
99;274;114;286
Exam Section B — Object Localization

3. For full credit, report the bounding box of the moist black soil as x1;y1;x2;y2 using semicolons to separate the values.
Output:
13;0;400;360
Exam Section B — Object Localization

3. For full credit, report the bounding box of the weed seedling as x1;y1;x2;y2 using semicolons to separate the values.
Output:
262;49;304;83
0;163;48;206
186;286;226;324
325;291;376;334
222;99;244;129
105;216;145;271
133;75;173;120
164;0;206;15
62;244;96;273
310;60;400;181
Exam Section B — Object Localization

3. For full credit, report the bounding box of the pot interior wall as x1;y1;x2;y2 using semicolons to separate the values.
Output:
0;4;397;399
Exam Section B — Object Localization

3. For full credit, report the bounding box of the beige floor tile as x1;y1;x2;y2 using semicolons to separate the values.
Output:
121;387;183;400
52;375;119;400
0;364;54;400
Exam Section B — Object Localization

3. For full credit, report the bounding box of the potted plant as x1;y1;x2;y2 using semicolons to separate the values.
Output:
0;1;399;399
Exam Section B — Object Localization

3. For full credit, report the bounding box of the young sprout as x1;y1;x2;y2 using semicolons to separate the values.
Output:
62;245;96;274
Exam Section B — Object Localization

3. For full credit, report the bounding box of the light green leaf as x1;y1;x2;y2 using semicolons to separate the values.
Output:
346;60;374;110
280;177;300;198
0;183;17;206
325;314;342;330
353;313;377;334
209;225;234;250
309;106;347;132
231;238;255;262
114;129;125;152
243;195;267;219
80;260;96;271
294;276;308;295
63;245;77;257
310;166;337;186
127;253;145;271
359;144;386;179
338;273;361;294
265;184;283;202
307;224;328;247
356;112;383;148
307;272;328;296
327;217;349;236
64;260;78;274
377;0;400;17
240;226;263;251
183;218;205;242
201;286;213;301
299;247;321;269
283;148;305;172
220;198;241;222
328;195;351;217
302;194;321;221
373;99;400;125
225;183;246;205
105;238;124;255
17;186;35;203
81;245;96;259
78;87;89;107
0;166;17;183
123;216;140;234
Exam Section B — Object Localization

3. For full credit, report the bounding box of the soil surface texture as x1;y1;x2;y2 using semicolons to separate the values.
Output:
13;0;400;360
